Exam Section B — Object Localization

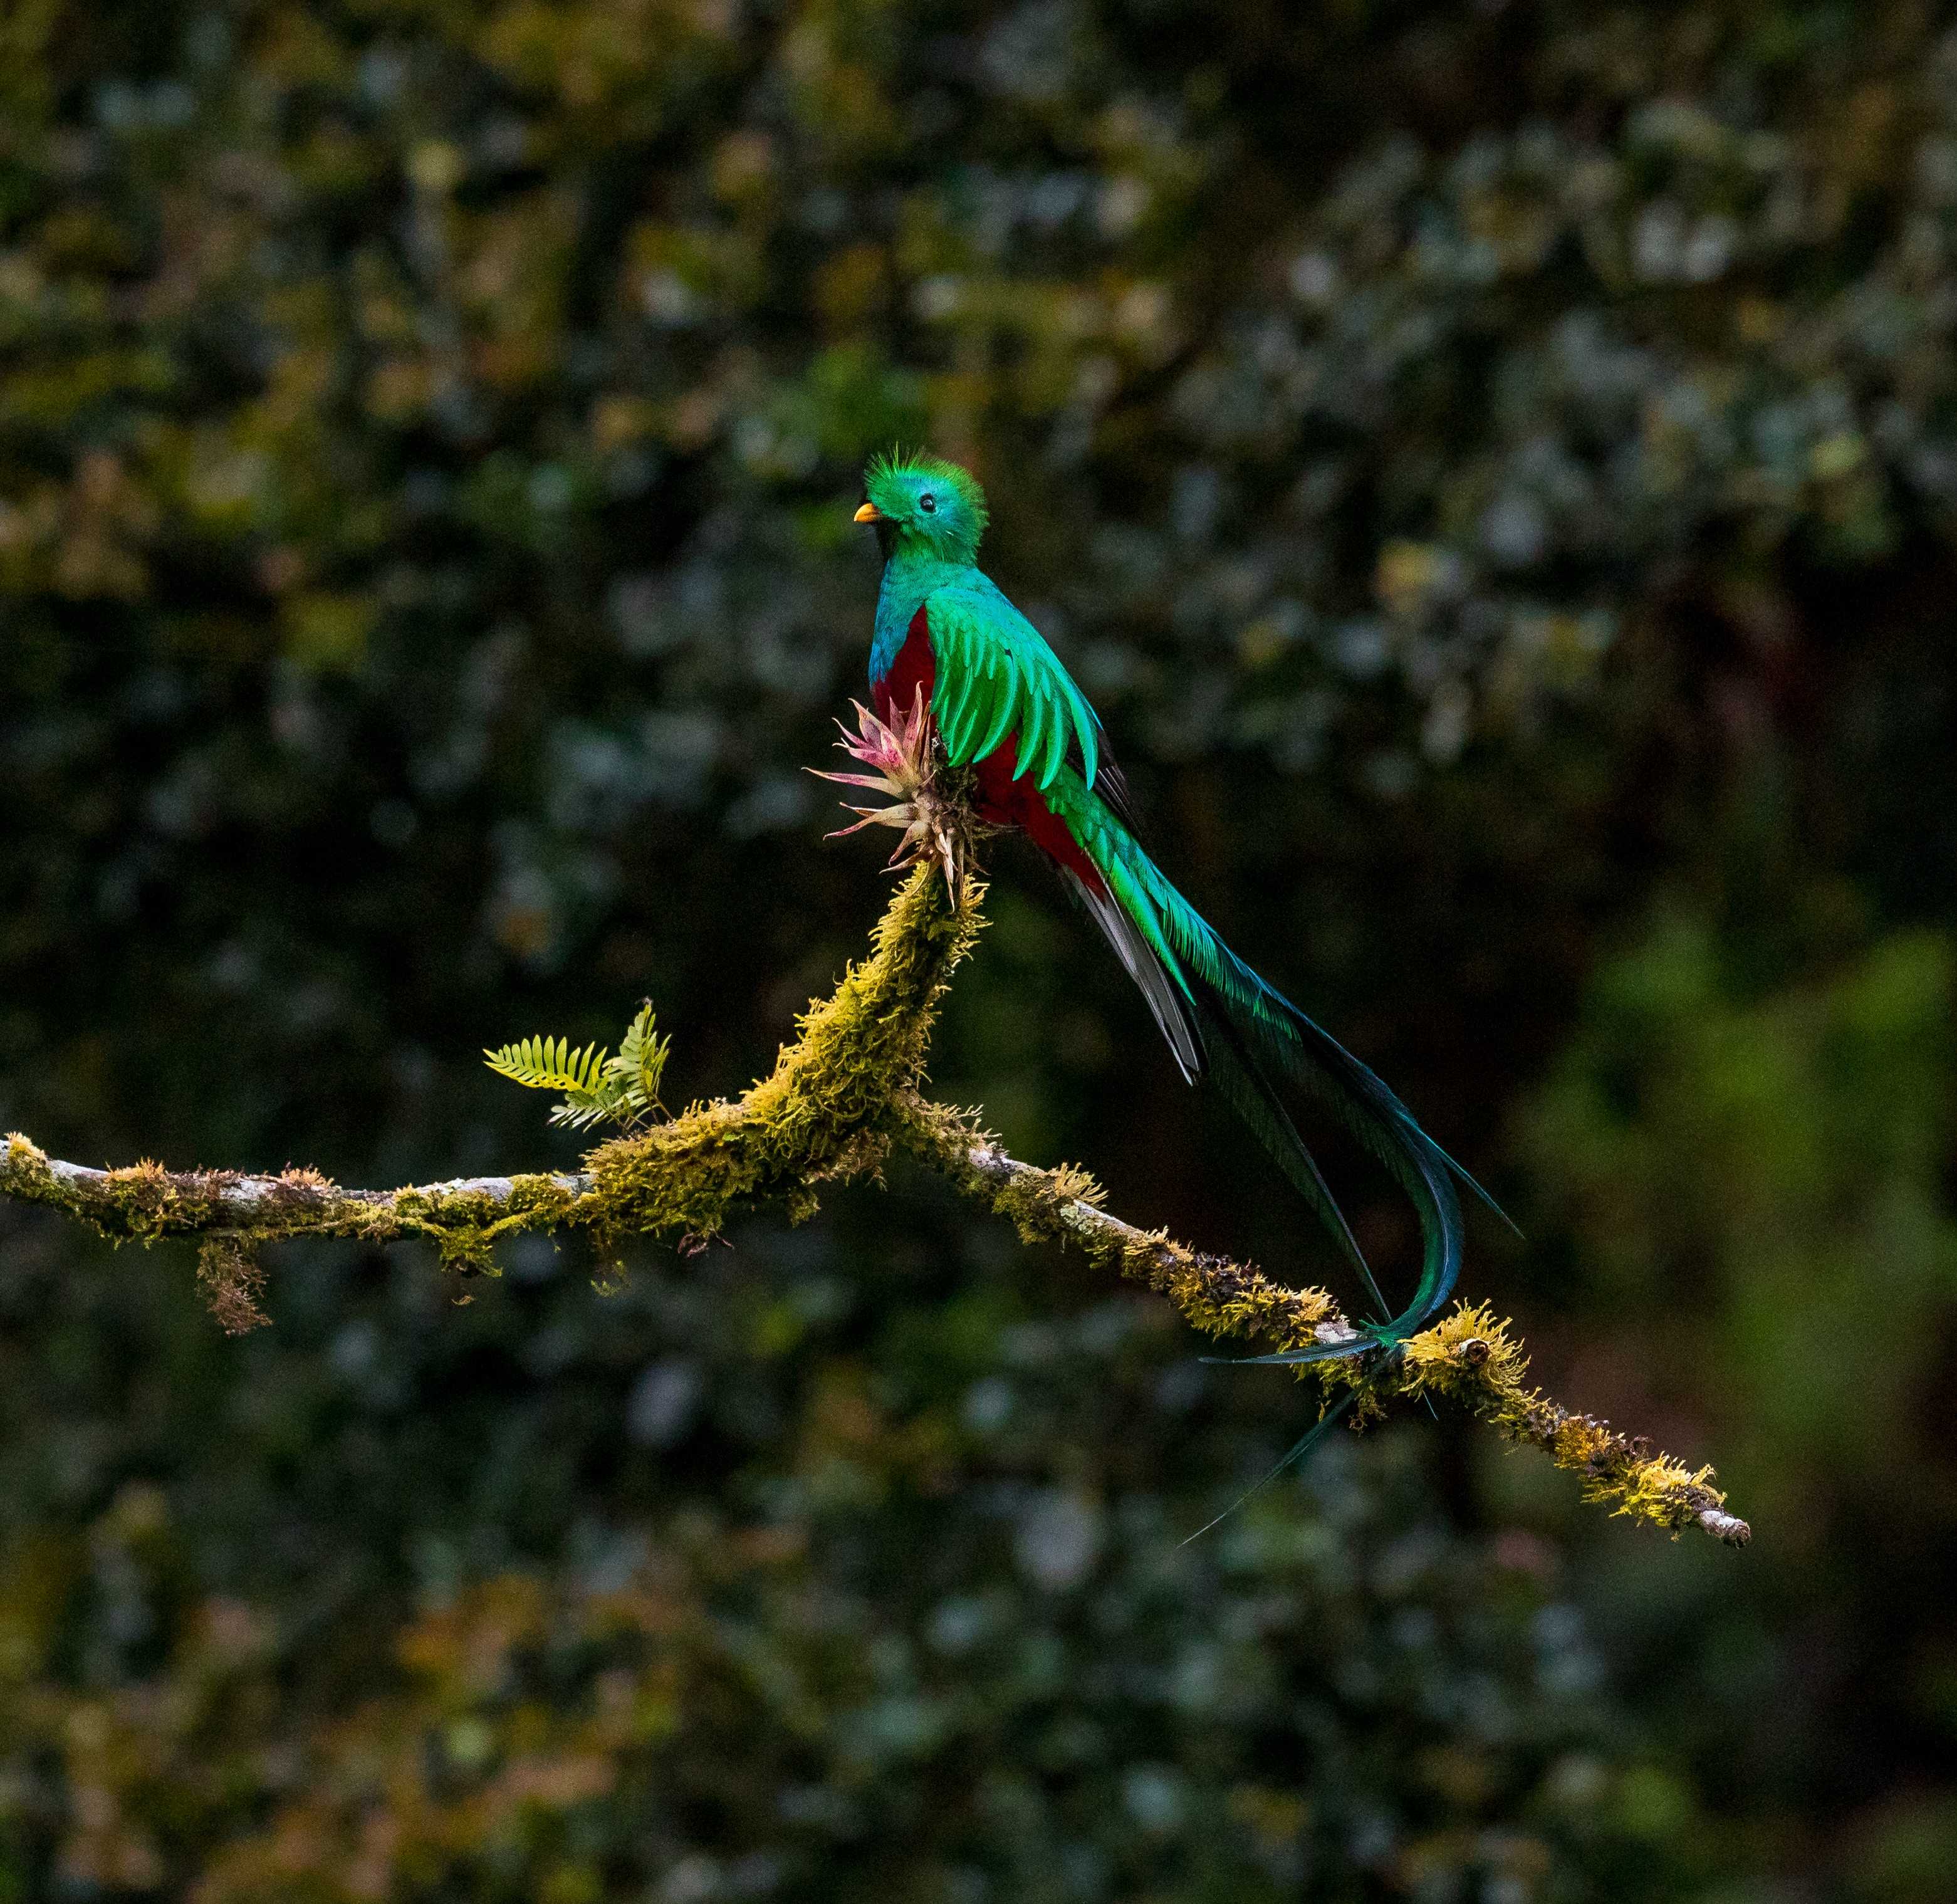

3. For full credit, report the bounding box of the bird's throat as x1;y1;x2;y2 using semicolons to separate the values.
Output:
871;545;969;683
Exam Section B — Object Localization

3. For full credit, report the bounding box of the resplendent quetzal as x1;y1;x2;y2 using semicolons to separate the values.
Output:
853;450;1499;1365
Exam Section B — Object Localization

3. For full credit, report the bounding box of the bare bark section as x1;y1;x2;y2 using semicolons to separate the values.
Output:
0;867;1747;1546
3;1153;592;1228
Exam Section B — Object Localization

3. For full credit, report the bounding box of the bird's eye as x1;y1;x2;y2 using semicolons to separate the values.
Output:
919;492;936;513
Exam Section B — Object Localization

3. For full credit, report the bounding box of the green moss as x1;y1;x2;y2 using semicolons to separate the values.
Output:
587;866;980;1243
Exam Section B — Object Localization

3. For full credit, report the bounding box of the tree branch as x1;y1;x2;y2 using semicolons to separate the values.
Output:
0;866;1748;1546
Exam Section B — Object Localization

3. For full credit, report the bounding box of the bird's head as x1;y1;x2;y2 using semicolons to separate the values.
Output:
853;451;988;562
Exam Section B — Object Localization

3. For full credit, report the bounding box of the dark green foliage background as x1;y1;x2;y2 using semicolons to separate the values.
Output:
3;2;1955;1897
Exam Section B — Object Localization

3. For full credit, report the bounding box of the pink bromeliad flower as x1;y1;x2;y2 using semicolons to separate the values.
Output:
809;687;978;898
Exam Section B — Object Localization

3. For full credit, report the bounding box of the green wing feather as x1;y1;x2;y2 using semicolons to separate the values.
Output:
924;582;1100;791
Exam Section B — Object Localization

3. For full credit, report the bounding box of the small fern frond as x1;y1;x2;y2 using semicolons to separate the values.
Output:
615;1001;671;1108
487;1005;671;1134
550;1079;632;1131
484;1035;612;1096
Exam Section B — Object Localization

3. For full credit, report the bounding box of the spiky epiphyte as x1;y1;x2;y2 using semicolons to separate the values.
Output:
811;688;981;899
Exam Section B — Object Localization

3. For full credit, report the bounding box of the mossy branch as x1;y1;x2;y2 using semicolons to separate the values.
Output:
0;867;1747;1547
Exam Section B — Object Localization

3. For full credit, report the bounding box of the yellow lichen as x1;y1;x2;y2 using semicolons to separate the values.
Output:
4;1131;50;1171
1399;1302;1530;1399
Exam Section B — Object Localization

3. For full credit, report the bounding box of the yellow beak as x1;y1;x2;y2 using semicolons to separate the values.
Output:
853;501;884;524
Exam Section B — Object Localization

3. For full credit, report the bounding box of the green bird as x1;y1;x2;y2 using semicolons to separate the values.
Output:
852;450;1501;1367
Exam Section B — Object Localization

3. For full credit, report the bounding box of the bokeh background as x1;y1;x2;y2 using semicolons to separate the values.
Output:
4;3;1956;1898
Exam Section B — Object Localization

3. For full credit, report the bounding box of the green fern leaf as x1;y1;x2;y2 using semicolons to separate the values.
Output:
484;1035;610;1095
487;1005;671;1134
614;1001;670;1107
550;1087;628;1130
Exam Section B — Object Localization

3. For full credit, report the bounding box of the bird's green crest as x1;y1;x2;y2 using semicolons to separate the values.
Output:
862;449;989;559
